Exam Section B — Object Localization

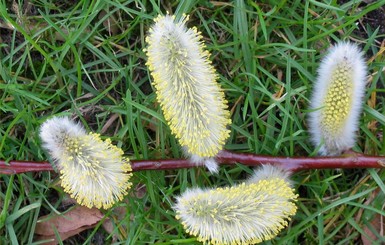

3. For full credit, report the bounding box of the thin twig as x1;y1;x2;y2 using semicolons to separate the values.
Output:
1;150;385;174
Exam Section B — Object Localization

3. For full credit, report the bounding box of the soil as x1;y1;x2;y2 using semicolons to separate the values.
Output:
354;1;385;42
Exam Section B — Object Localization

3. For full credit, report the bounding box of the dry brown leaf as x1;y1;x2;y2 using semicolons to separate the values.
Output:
35;206;104;244
35;225;95;245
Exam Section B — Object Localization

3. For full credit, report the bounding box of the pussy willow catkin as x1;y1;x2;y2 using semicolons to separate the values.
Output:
145;14;231;173
174;165;297;244
40;117;132;209
308;42;367;155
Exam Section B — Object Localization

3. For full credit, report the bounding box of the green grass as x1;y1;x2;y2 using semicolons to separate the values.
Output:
1;0;385;244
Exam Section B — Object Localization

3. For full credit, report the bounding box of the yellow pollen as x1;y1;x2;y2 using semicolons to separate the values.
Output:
321;64;353;133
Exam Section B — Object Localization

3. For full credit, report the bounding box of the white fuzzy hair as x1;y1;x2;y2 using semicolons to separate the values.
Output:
39;116;86;162
248;164;292;186
308;42;367;155
188;152;219;174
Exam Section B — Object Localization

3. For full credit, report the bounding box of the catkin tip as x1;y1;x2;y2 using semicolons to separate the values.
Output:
249;164;293;186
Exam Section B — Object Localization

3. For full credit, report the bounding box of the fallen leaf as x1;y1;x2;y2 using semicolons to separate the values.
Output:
35;206;104;244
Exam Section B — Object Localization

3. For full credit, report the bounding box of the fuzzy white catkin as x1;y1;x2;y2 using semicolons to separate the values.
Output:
174;165;297;244
248;164;292;186
40;116;132;209
145;14;231;173
308;42;367;155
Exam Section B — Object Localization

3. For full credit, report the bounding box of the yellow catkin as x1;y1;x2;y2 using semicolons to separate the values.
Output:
321;64;353;134
59;133;133;209
175;177;297;244
40;117;133;209
145;14;231;164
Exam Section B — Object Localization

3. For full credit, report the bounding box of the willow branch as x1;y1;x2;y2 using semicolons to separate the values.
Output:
1;150;385;174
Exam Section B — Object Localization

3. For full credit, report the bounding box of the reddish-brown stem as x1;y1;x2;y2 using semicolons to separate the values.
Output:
0;161;54;174
1;150;385;174
217;150;385;171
